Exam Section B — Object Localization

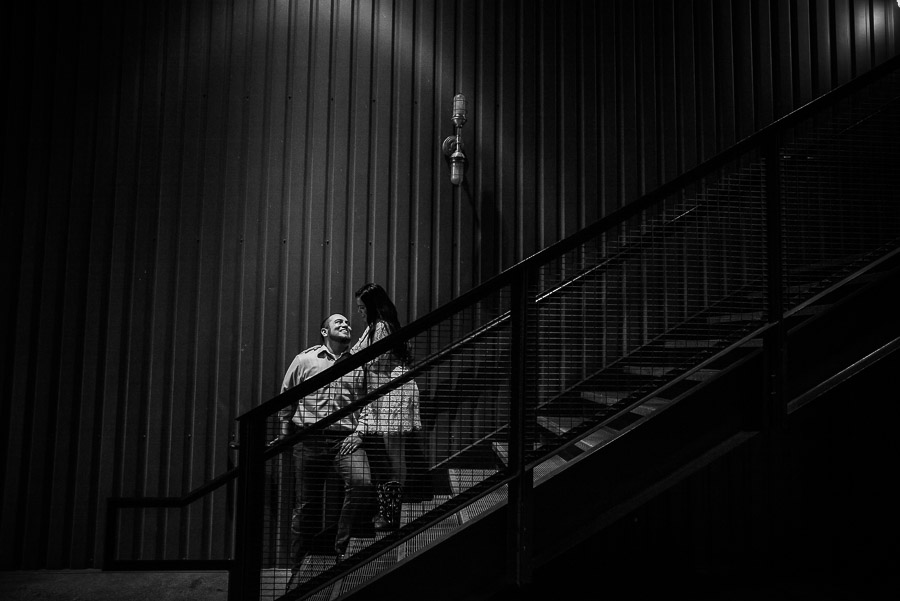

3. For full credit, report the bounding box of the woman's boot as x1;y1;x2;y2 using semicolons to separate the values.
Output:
372;483;391;531
385;480;403;530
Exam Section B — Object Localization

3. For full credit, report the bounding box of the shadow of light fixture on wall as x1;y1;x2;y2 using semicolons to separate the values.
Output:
442;93;467;186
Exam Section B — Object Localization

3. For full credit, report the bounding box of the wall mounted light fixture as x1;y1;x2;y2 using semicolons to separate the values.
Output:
442;93;467;186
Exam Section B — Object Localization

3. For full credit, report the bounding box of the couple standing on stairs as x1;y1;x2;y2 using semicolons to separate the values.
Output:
279;282;421;580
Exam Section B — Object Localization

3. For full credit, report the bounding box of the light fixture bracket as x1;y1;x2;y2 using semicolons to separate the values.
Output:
442;135;465;157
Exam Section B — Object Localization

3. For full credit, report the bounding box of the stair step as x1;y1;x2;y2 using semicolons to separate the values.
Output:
534;454;569;482
580;390;630;405
448;468;499;496
536;415;620;453
536;415;582;436
627;396;672;416
578;427;618;449
686;368;719;381
793;303;830;316
491;441;508;465
706;311;764;323
662;339;723;348
622;365;674;377
606;410;644;430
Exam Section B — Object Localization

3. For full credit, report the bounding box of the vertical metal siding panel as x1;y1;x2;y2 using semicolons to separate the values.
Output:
618;3;639;206
578;1;600;228
317;0;341;314
137;0;174;557
18;1;75;565
714;1;737;150
474;0;497;284
369;0;393;289
6;67;42;562
176;0;216;558
0;0;32;561
559;5;580;236
598;2;619;217
96;0;145;562
694;2;718;163
795;0;815;104
219;0;253;466
122;1;163;559
410;1;437;321
813;0;834;92
261;0;291;406
675;2;698;173
231;0;260;420
494;0;518;270
537;2;558;251
637;1;659;195
387;0;416;312
455;0;478;298
872;0;889;63
241;0;272;414
854;0;873;73
54;4;106;567
516;0;539;261
834;0;855;82
771;0;794;117
433;0;456;305
347;0;375;331
752;0;775;126
195;0;234;558
285;0;314;354
328;0;354;317
156;1;194;559
29;2;82;568
732;0;758;141
76;2;128;568
656;1;680;186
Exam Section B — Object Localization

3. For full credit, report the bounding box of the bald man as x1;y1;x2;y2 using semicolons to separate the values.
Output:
279;314;373;583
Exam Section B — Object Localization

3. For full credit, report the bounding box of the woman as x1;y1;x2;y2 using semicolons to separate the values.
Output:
351;283;422;531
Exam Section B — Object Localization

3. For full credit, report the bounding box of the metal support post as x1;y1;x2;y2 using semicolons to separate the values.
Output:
507;268;533;592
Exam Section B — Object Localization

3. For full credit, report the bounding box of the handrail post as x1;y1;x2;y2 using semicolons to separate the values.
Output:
507;267;533;592
229;415;267;601
762;130;789;574
764;131;787;431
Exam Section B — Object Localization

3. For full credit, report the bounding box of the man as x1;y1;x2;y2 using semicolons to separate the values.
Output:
279;313;372;580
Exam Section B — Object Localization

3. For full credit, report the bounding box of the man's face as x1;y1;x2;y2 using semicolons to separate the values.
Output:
322;314;352;343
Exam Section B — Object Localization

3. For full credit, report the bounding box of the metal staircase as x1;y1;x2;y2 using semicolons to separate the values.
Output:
103;54;900;601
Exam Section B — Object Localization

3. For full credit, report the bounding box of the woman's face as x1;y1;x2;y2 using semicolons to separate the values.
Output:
356;297;368;323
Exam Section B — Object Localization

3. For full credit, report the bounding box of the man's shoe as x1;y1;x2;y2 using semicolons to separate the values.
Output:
285;567;302;592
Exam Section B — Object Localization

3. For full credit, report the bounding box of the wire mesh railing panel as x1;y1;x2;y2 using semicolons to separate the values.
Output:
262;286;514;600
529;160;768;460
781;72;900;308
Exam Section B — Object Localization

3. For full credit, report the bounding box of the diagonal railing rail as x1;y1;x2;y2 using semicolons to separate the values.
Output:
104;53;900;601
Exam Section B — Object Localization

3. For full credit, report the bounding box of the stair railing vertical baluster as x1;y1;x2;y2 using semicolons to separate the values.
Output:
507;266;534;592
229;414;267;601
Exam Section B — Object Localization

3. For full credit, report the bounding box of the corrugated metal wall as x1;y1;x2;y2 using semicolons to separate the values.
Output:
2;0;898;569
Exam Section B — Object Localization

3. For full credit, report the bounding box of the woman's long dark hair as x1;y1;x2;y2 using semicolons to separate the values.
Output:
355;282;413;365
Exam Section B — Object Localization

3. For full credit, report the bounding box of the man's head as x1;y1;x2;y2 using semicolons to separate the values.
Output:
320;314;352;352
